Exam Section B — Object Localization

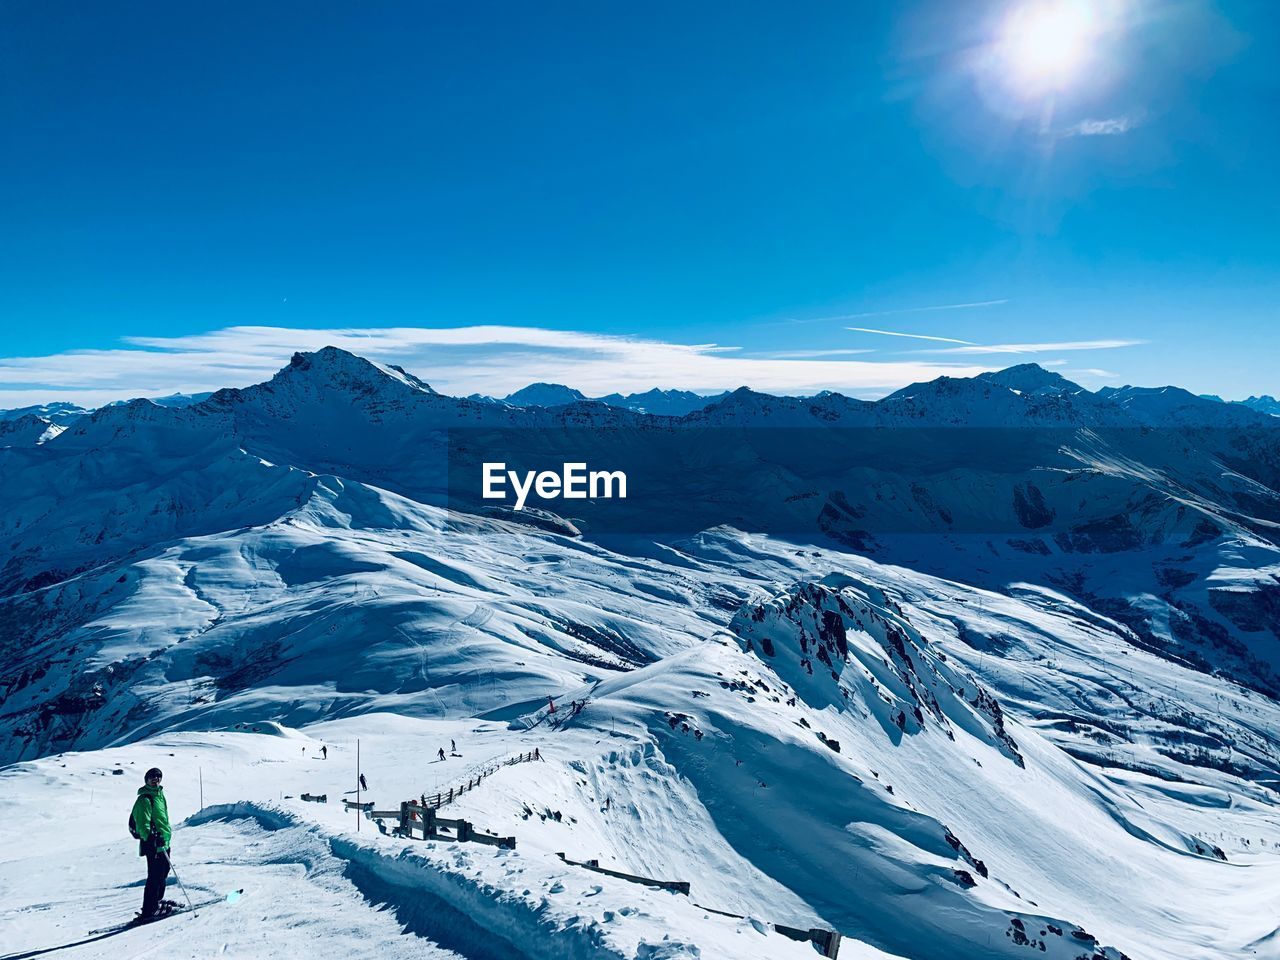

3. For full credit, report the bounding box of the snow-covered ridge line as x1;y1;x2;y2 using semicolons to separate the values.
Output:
8;354;1280;429
187;800;831;960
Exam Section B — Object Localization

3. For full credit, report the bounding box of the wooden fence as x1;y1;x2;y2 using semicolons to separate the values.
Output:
556;852;689;895
555;854;841;957
343;744;839;956
363;798;516;849
773;922;843;958
356;751;539;850
416;750;540;810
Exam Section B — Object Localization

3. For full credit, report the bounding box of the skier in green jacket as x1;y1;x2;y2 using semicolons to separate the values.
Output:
130;767;173;919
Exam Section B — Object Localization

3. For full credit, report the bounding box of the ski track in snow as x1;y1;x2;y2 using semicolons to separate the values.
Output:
0;817;466;960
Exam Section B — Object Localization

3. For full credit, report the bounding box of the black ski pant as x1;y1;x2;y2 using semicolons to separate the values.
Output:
141;849;170;916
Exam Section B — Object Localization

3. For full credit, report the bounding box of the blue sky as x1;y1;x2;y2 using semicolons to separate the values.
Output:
1;0;1277;406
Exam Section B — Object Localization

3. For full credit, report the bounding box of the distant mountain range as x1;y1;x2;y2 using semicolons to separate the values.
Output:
0;401;92;426
497;383;730;416
1200;393;1280;415
4;360;1273;435
3;346;1278;693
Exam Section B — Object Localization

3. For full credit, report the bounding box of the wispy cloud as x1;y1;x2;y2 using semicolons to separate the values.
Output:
917;339;1145;355
846;327;976;345
1065;116;1137;137
792;298;1008;324
761;348;876;359
0;324;999;408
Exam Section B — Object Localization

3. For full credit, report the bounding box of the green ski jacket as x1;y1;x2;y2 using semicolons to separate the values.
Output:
131;783;171;856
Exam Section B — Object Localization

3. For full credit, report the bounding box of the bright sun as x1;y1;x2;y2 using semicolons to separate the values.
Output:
999;1;1099;93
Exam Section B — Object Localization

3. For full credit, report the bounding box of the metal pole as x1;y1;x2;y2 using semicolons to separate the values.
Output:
199;767;203;812
163;851;197;915
356;738;361;832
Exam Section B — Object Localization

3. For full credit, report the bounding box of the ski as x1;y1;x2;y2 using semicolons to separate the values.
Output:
0;893;244;960
86;889;243;936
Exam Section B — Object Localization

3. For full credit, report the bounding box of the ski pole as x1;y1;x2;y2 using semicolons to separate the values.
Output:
162;850;197;915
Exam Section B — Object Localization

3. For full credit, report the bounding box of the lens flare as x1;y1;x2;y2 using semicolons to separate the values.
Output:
999;1;1099;93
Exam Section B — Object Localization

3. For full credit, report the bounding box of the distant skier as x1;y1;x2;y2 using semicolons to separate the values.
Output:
128;767;173;920
438;747;446;761
547;696;556;714
359;773;368;791
451;738;456;754
321;745;328;760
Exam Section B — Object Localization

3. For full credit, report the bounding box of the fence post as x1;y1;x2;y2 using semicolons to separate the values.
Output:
812;930;842;958
399;801;408;837
425;806;437;838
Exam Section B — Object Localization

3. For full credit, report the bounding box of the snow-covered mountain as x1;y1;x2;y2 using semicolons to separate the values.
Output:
3;347;1280;959
5;347;1279;699
498;383;724;415
503;382;590;407
595;388;728;416
1241;395;1280;416
0;400;91;425
0;392;214;427
107;390;215;409
0;413;63;447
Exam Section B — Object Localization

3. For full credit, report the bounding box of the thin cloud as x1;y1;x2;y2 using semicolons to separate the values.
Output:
918;339;1145;355
1066;116;1137;137
762;348;876;359
0;324;998;408
846;327;976;345
1064;368;1119;379
791;298;1008;325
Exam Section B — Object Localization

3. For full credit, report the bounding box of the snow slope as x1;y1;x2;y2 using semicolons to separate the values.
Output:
3;503;1278;958
4;349;1280;959
0;414;62;448
0;722;858;960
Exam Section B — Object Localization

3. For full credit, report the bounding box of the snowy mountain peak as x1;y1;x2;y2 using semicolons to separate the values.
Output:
281;347;437;394
0;413;63;447
1241;394;1280;416
106;391;215;409
503;382;588;407
0;401;92;426
595;387;726;416
199;347;439;413
882;374;985;403
706;386;775;409
978;363;1082;395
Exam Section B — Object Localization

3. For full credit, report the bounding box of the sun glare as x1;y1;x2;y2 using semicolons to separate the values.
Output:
999;1;1099;93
